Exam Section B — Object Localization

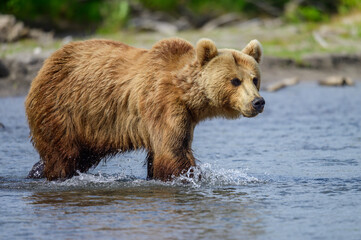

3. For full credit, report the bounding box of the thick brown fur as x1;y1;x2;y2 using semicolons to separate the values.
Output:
25;37;264;181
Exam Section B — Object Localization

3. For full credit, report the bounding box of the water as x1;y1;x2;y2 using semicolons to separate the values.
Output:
1;83;361;240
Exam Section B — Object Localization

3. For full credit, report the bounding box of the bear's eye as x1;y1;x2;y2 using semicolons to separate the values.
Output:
231;78;241;87
253;77;258;86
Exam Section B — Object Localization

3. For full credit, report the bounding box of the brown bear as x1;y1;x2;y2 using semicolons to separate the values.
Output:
25;37;265;181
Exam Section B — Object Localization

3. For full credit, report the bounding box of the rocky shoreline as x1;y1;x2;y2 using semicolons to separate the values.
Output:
0;52;48;97
260;54;360;90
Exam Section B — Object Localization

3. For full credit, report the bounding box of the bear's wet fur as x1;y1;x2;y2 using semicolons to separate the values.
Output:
26;38;264;181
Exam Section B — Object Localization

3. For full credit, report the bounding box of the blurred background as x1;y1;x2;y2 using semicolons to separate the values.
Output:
1;0;361;95
1;0;360;33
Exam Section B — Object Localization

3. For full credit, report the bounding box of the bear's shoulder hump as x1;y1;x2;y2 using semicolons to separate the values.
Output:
151;38;195;60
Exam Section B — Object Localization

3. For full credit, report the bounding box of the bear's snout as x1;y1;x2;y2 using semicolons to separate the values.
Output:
252;97;265;113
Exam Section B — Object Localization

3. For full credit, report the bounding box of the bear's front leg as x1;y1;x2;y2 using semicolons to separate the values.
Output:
151;149;196;181
146;104;196;180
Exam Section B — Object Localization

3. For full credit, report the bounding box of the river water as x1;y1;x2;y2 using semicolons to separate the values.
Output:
0;83;360;240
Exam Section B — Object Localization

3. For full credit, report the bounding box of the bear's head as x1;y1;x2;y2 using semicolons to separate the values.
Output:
196;39;265;119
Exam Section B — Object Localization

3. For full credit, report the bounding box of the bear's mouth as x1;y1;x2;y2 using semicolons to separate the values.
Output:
242;109;260;118
243;113;258;118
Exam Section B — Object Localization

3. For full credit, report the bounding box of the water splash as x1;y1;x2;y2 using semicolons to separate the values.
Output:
54;171;141;187
172;163;260;188
44;163;261;189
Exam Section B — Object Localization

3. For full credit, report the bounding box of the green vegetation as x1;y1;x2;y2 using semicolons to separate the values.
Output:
286;6;329;22
1;0;103;26
99;1;129;33
338;0;361;14
1;0;361;32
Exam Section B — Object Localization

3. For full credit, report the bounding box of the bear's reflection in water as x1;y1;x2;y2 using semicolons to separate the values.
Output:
27;185;266;238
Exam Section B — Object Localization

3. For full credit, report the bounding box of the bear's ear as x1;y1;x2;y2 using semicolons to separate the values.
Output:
241;39;262;63
196;38;218;66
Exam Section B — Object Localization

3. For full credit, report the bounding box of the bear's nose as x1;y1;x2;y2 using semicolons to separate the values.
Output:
252;97;265;112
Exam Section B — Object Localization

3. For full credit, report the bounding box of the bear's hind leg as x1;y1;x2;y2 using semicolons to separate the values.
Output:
43;147;104;180
42;143;83;180
77;149;103;174
44;152;78;180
